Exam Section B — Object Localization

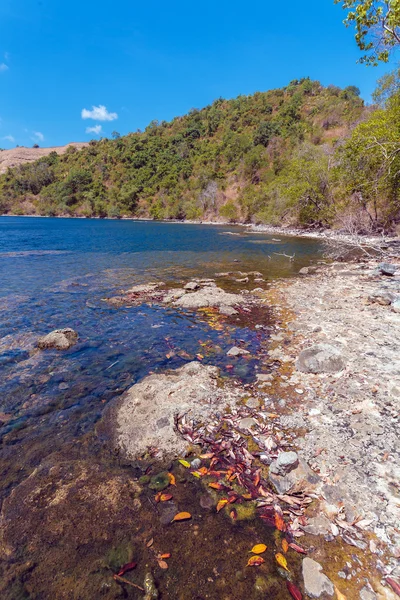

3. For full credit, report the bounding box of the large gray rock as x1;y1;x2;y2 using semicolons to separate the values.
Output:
37;328;78;350
378;262;397;276
114;362;240;459
227;346;250;357
302;558;334;598
269;458;319;494
368;289;396;305
296;344;346;374
171;286;244;310
302;515;332;536
269;451;299;475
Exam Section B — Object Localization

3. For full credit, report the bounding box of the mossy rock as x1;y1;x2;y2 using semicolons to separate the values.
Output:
148;471;170;491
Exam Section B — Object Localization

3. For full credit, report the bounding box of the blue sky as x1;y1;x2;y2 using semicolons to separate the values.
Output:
0;0;395;149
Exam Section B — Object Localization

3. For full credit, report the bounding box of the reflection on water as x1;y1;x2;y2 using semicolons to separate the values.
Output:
0;218;324;598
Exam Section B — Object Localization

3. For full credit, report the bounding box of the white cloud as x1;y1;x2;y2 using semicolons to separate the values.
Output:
86;124;102;135
32;131;44;142
81;105;118;121
3;135;15;143
0;63;9;72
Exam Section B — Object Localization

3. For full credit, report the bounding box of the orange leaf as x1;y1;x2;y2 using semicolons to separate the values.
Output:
198;467;208;475
168;473;176;486
158;560;168;570
275;553;289;571
254;469;261;487
200;453;214;459
209;482;225;490
171;512;192;522
154;492;162;503
247;556;265;567
160;553;171;559
146;538;154;548
159;493;173;502
216;499;229;512
282;539;289;553
230;508;237;520
250;544;267;554
275;512;286;532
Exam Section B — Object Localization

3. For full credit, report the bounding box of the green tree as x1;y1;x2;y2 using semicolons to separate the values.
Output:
335;0;400;64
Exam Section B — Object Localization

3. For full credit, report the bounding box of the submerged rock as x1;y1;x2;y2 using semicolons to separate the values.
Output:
296;343;346;374
169;286;244;310
37;328;78;350
227;346;250;357
113;362;240;459
302;557;334;598
269;458;318;495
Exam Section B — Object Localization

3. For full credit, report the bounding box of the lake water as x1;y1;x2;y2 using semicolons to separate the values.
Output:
0;217;324;599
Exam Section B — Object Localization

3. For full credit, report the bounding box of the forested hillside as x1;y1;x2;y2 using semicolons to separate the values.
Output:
1;76;399;232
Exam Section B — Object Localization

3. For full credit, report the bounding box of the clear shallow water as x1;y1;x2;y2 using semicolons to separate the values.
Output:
0;217;324;599
0;217;323;454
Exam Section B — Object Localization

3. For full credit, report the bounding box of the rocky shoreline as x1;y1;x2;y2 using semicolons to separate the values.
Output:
108;260;400;599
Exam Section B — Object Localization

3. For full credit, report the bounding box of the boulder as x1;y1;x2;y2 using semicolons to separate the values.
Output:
113;362;239;459
296;344;346;374
37;328;78;350
171;286;244;310
368;290;396;306
269;451;299;475
392;299;400;313
184;281;200;291
219;305;238;316
227;346;250;357
378;262;397;276
302;558;334;598
269;458;319;495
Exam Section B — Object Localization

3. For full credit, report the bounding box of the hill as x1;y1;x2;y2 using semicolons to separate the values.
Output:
0;143;89;175
0;79;379;227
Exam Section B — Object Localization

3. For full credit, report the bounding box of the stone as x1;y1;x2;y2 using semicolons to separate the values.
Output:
296;344;346;374
236;277;249;283
245;397;259;409
184;281;200;290
302;515;332;536
299;267;310;275
269;458;319;495
378;262;397;276
37;328;78;350
359;586;377;600
190;458;201;469
302;558;334;598
219;305;238;316
368;290;396;305
227;346;250;357
269;451;299;475
238;417;257;430
113;362;240;459
126;283;161;293
392;299;400;313
171;286;244;310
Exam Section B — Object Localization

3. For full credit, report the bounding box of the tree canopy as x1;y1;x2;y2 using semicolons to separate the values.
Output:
335;0;400;64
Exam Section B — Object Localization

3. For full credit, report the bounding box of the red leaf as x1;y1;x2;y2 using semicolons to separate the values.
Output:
287;581;303;600
387;578;400;597
117;562;137;576
289;542;307;555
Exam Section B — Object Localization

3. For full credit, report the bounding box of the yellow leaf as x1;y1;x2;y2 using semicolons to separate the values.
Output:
191;471;201;478
216;499;229;512
247;556;265;567
178;459;191;468
250;544;267;555
171;512;192;522
335;587;347;600
282;539;289;553
275;553;289;571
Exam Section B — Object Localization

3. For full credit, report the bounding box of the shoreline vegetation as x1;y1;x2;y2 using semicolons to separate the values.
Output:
2;75;400;235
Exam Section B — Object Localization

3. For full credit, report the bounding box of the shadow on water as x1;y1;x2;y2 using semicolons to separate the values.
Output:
0;218;326;599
